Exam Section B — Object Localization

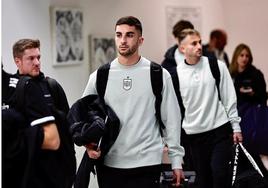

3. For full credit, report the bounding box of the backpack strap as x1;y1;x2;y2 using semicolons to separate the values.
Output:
170;69;185;121
46;76;59;106
15;76;59;110
46;76;70;113
208;57;221;101
46;77;58;91
15;76;32;110
172;58;221;121
96;62;165;136
96;63;111;99
150;62;165;135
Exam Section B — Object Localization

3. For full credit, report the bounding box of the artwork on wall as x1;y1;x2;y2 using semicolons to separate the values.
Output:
50;7;84;66
89;35;117;73
166;6;202;47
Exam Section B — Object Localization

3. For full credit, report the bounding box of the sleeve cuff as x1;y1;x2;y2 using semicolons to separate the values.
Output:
30;116;55;126
232;123;241;133
170;156;183;169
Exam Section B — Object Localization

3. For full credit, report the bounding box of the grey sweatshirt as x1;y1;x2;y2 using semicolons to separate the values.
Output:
83;57;184;169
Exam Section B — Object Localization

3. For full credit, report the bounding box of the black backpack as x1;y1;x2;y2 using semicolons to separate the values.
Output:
2;76;31;188
95;58;221;133
2;75;76;188
96;61;165;135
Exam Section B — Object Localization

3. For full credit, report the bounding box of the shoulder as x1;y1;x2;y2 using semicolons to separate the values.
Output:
162;66;171;76
217;59;228;69
2;73;19;105
200;56;210;67
141;56;151;66
201;57;229;78
248;65;265;78
148;60;171;81
162;46;177;68
202;44;209;49
249;65;262;73
202;44;210;53
43;76;65;94
162;65;172;83
83;70;98;97
46;76;60;86
206;57;228;74
20;76;36;90
164;45;177;59
202;56;225;68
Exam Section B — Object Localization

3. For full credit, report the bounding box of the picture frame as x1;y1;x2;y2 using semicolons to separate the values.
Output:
50;6;84;66
89;34;116;73
166;6;202;47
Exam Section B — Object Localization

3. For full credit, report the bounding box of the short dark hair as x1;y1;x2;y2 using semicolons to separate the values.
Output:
210;29;226;40
178;29;200;44
172;20;194;38
115;16;142;35
13;39;40;59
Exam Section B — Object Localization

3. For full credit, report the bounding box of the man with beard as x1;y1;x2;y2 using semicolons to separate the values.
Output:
177;29;242;188
82;16;185;188
2;39;76;188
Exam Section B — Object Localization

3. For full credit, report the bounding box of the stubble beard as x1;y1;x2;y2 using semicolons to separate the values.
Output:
118;43;139;57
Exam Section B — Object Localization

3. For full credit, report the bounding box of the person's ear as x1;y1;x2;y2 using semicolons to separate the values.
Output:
138;36;144;46
14;57;22;68
179;44;185;54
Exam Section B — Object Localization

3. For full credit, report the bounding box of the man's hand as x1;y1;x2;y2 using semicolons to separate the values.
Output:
233;132;243;144
172;168;185;187
85;142;101;159
240;87;254;96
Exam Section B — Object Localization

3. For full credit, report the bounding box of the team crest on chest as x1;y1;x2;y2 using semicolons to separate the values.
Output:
123;76;132;90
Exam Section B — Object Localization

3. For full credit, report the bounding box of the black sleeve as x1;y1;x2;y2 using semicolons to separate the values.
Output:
253;70;267;104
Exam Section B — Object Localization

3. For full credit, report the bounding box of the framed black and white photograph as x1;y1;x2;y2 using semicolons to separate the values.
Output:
89;35;116;73
166;6;202;47
50;7;84;66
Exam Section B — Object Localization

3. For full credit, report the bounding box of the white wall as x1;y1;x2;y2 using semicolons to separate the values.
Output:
224;0;268;85
2;0;91;107
3;0;267;105
2;0;268;187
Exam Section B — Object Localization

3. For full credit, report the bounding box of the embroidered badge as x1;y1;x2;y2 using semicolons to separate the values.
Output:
123;76;132;90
